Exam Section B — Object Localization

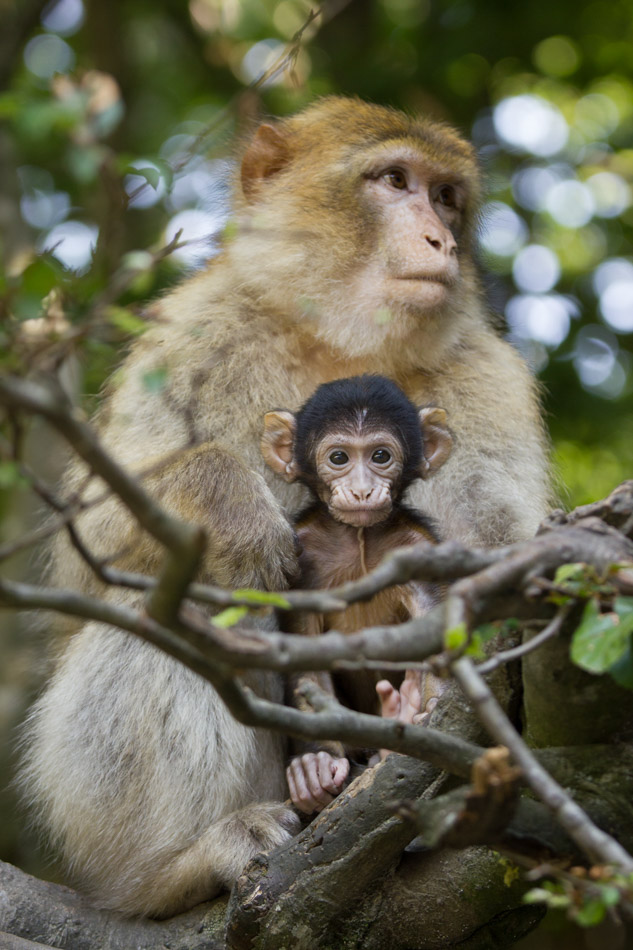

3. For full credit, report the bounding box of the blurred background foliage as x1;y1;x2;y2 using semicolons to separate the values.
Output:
0;1;632;942
1;0;632;508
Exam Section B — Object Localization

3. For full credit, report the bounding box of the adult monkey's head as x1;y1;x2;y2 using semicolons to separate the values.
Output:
231;97;482;357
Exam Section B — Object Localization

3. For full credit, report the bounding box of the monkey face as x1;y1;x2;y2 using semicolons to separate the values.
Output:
358;145;465;315
313;429;404;527
261;378;453;518
237;100;479;357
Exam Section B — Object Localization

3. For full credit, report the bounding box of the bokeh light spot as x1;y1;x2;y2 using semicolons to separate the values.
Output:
40;220;98;272
575;93;621;139
21;190;70;229
513;244;561;293
479;201;528;256
599;280;633;333
493;95;568;157
241;39;285;86
592;258;633;296
545;180;594;227
24;34;75;78
533;35;580;77
506;294;572;347
512;165;562;212
41;0;84;36
573;325;619;391
165;209;225;267
586;172;630;218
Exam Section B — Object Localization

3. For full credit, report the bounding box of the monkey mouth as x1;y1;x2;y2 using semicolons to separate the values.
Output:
331;506;391;527
395;273;454;286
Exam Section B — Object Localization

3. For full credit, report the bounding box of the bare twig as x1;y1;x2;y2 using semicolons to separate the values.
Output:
214;676;481;779
452;655;633;872
0;574;446;672
476;605;572;675
0;374;205;626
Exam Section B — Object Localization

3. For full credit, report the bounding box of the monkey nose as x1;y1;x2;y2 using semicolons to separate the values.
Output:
425;233;456;255
351;487;374;502
425;235;442;251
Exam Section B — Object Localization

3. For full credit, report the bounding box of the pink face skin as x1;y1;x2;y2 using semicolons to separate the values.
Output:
313;428;405;527
359;146;465;313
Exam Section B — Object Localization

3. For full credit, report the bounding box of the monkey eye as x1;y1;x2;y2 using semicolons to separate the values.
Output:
384;169;408;190
437;185;456;207
329;451;349;465
371;449;391;464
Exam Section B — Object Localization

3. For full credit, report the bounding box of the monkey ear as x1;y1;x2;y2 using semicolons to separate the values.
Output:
241;124;291;201
261;411;299;482
418;407;453;477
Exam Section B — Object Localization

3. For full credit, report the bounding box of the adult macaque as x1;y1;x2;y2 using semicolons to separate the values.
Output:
22;98;550;917
262;374;452;814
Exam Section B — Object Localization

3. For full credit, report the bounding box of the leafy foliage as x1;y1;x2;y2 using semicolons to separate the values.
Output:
524;866;633;928
547;563;633;688
571;597;633;676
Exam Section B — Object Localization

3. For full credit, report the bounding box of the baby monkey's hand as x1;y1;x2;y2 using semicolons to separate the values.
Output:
286;751;350;814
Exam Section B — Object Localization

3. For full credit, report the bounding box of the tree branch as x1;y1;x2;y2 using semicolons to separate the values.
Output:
476;605;572;675
452;655;633;871
0;374;206;624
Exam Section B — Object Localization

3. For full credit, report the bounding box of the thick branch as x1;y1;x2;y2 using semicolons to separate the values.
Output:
0;860;226;950
540;480;633;539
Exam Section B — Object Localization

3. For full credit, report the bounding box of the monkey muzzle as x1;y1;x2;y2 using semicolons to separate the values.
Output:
329;484;392;526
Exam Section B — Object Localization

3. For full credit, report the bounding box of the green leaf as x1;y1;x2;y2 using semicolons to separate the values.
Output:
575;898;606;927
600;885;621;906
615;597;633;622
502;862;520;887
550;562;613;603
222;219;239;242
106;306;147;336
609;645;633;689
465;633;486;660
547;894;573;909
130;165;161;190
141;367;169;394
67;145;107;184
570;599;631;674
213;606;249;628
554;562;588;584
474;623;499;643
523;887;550;904
0;461;27;489
445;622;468;651
20;257;61;298
232;589;291;609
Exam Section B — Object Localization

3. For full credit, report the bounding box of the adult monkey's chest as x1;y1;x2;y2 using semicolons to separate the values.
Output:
284;334;441;408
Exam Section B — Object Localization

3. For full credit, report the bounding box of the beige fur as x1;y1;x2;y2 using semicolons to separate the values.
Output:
21;97;551;917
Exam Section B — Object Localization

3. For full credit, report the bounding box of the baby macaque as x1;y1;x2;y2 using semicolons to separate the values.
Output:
261;374;452;813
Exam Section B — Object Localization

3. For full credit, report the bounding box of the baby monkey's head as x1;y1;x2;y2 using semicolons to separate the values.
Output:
262;375;452;527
